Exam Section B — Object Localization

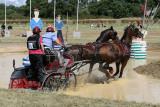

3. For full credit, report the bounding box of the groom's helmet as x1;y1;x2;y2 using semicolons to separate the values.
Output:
33;27;41;34
46;27;54;32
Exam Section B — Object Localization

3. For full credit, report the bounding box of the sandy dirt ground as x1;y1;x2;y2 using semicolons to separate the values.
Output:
135;60;160;79
0;42;27;53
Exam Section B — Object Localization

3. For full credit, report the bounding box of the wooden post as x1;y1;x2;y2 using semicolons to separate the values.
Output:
77;0;79;31
30;0;31;31
5;0;6;32
54;0;56;30
66;12;68;44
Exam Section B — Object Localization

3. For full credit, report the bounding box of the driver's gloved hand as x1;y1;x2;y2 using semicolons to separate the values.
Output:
62;44;68;50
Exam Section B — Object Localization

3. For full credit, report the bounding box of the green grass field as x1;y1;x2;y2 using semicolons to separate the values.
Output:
1;23;159;44
0;88;157;107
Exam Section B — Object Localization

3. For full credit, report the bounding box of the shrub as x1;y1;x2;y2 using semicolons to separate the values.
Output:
108;20;116;23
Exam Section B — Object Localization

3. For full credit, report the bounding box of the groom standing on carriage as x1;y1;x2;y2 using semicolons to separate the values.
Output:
27;27;45;82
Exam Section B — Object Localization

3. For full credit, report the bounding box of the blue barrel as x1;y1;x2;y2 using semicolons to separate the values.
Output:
23;56;30;66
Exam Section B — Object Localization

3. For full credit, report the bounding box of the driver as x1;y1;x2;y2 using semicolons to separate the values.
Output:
42;27;65;66
1;23;5;37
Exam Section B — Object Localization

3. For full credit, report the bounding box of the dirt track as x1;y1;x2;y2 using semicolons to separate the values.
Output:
0;42;27;53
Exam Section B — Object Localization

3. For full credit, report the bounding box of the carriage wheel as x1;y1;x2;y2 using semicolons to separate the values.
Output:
43;76;59;91
64;71;77;90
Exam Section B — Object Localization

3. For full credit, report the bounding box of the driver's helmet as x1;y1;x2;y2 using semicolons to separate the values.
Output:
33;27;41;34
46;27;54;32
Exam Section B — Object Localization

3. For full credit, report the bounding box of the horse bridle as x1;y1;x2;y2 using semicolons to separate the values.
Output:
130;26;142;38
110;30;117;40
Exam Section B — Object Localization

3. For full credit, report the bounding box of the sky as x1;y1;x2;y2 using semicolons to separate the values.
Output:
0;0;27;7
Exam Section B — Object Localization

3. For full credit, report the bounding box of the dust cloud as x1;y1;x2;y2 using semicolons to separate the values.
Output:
63;60;160;104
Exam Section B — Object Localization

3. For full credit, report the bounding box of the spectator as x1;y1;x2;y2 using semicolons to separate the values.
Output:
1;23;5;37
22;34;27;37
102;23;106;27
137;21;141;26
8;25;12;30
97;23;100;27
1;23;5;29
90;24;94;28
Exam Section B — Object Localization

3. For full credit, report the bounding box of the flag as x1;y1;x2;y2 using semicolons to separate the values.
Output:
152;7;158;14
146;10;151;16
145;10;148;15
141;6;145;12
150;16;154;20
48;0;52;3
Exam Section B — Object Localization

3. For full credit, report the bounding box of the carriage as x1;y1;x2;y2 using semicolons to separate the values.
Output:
8;47;86;91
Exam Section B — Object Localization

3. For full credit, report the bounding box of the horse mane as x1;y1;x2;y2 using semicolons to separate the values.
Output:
120;26;129;41
96;29;110;42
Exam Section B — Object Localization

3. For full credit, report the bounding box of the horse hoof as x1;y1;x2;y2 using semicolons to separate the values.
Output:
111;76;115;79
107;77;115;83
106;80;110;84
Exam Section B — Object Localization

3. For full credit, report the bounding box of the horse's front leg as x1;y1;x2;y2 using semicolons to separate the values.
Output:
113;62;120;77
88;62;95;78
99;63;111;78
119;59;129;78
98;62;103;71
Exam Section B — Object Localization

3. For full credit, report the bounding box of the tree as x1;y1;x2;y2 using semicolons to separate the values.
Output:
0;0;159;20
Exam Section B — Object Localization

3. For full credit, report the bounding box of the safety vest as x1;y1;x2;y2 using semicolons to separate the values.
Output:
27;34;41;50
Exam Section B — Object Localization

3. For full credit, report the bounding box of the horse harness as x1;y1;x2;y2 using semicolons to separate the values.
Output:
89;41;131;60
87;42;116;61
73;45;95;61
68;40;131;62
115;40;131;57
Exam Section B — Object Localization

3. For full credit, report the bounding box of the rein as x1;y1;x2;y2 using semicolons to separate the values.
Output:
87;43;96;51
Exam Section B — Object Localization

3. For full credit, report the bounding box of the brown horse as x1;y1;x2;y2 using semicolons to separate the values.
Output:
65;26;118;62
88;24;143;78
87;26;119;76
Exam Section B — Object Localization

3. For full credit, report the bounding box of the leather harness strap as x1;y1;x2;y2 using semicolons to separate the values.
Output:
107;42;115;60
87;43;96;51
115;40;131;56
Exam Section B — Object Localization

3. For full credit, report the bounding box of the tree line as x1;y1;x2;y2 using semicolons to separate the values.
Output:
0;0;159;20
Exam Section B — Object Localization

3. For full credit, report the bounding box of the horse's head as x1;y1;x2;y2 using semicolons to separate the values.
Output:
96;26;118;43
121;24;143;46
108;26;119;41
129;24;143;38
